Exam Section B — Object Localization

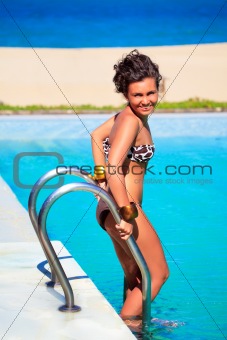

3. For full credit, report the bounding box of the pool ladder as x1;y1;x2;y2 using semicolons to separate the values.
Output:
28;167;151;334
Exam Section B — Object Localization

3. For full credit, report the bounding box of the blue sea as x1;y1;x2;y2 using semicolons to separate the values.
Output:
0;114;227;339
0;0;227;48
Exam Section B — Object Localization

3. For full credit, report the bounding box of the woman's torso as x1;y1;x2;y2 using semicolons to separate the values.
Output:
105;111;154;205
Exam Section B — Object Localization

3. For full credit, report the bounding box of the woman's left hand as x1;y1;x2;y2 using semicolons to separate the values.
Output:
115;220;133;240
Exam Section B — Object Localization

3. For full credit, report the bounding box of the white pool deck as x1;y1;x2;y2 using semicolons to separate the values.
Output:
0;176;136;340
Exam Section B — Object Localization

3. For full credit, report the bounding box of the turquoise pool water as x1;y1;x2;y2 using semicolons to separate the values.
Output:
0;114;226;339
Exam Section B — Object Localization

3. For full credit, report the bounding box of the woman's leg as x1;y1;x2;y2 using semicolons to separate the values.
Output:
104;212;141;293
121;206;169;317
104;206;169;318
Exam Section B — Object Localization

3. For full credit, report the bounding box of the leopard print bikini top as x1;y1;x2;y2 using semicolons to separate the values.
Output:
103;137;155;163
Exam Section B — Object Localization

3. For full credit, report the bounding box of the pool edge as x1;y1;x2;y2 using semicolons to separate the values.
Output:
0;176;136;339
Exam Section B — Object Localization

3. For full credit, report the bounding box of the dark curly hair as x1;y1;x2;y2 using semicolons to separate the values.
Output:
113;49;162;95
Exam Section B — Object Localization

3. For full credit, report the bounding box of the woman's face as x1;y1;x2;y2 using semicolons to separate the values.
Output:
125;77;158;117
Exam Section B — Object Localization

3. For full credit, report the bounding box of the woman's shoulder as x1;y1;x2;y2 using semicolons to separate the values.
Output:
109;107;140;143
115;107;139;126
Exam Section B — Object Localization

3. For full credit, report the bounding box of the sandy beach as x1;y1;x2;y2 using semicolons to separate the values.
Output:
0;43;227;107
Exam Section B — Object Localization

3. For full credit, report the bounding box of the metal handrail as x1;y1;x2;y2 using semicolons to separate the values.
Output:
28;167;96;284
28;167;151;332
28;167;96;236
37;181;151;331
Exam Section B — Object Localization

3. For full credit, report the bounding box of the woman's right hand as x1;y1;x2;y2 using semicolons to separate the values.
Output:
95;179;107;201
97;179;107;191
115;219;133;240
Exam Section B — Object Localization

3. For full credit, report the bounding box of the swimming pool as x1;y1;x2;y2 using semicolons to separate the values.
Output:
0;113;226;339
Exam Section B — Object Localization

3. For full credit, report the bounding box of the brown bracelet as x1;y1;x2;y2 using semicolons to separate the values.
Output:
94;165;106;180
119;202;138;222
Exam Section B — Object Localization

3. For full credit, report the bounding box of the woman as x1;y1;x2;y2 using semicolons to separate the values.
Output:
91;50;169;320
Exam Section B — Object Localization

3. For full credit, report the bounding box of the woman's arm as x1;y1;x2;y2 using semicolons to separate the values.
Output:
91;114;116;166
107;112;139;207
